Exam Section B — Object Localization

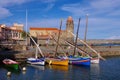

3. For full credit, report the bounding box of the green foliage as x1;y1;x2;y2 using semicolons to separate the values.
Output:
21;31;27;39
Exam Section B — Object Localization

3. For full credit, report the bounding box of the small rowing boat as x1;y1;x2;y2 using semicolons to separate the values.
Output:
27;58;45;66
91;57;99;64
3;59;19;70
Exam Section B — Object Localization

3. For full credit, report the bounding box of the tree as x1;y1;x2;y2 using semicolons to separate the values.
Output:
21;31;27;39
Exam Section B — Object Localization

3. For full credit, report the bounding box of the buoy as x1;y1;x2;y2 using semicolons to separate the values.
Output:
7;71;11;77
22;67;26;74
49;60;52;65
22;67;26;71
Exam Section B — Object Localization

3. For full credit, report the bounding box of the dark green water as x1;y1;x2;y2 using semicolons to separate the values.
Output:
0;56;120;80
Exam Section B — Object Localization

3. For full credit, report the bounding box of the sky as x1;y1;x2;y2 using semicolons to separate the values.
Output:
0;0;120;39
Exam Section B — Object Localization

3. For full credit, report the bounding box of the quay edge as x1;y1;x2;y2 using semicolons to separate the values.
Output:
0;45;120;63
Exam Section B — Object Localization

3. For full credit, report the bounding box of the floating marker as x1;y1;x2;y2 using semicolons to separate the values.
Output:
7;71;11;77
22;67;26;71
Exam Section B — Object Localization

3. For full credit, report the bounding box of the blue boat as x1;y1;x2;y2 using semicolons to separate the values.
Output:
67;18;90;66
68;56;91;66
27;58;45;66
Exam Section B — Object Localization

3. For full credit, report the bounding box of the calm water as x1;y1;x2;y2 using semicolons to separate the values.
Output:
0;56;120;80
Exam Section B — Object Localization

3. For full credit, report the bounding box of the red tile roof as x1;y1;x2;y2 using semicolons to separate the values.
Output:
30;27;59;30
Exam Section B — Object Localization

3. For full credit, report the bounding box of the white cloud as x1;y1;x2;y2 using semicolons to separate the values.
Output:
39;0;56;3
0;0;31;7
89;0;120;15
0;7;12;19
61;0;120;16
28;18;66;29
0;0;32;19
61;3;88;16
108;10;120;16
44;3;55;11
107;36;120;39
90;0;120;10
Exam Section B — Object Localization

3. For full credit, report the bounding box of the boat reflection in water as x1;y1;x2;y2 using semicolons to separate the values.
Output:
90;64;100;80
27;64;45;70
48;65;68;71
3;65;21;74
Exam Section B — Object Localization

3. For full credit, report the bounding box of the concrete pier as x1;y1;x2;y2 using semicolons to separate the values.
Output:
0;39;120;62
0;45;120;62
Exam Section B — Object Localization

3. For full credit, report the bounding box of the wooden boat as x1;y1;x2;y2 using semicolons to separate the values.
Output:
91;57;99;64
45;19;69;66
46;58;68;66
66;41;91;66
3;59;19;70
68;56;90;66
27;34;45;66
48;65;68;71
25;11;45;66
68;18;105;64
66;18;91;66
27;58;45;66
27;47;45;66
28;64;45;70
27;48;45;66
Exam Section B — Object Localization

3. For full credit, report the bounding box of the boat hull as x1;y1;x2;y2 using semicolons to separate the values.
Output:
69;57;90;66
46;58;68;66
91;58;99;64
27;58;45;66
3;59;19;70
5;64;19;70
49;65;68;71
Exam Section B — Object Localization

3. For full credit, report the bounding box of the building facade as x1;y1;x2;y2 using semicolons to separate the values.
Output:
0;23;24;42
29;16;74;45
66;16;74;42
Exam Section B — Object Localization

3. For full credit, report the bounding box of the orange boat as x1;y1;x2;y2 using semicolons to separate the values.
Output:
48;65;68;71
45;58;68;66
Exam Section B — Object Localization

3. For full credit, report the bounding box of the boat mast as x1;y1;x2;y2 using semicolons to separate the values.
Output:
25;9;44;57
35;47;38;59
69;31;105;60
81;14;88;57
73;18;81;56
26;9;28;45
28;34;44;57
55;19;62;57
84;14;88;43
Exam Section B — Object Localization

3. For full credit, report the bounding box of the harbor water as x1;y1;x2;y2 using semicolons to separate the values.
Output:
0;56;120;80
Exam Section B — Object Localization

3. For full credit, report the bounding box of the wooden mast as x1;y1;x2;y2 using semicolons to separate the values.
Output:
69;31;105;60
83;14;88;56
73;18;81;56
28;34;44;57
50;35;67;57
25;9;28;45
54;19;62;57
84;14;88;44
65;40;90;56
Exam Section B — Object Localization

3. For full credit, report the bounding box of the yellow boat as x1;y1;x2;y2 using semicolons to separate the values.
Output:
45;58;68;66
48;65;68;71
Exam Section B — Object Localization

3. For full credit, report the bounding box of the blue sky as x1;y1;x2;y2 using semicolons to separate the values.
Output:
0;0;120;39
